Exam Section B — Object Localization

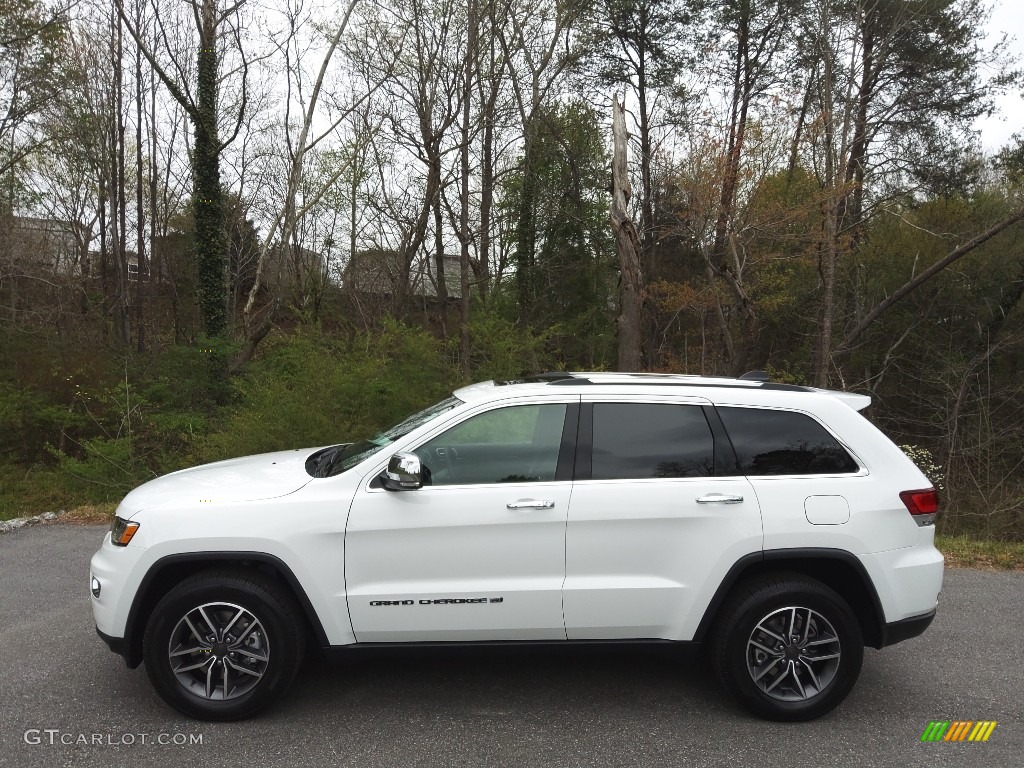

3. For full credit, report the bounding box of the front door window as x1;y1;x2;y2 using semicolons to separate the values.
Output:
415;403;567;485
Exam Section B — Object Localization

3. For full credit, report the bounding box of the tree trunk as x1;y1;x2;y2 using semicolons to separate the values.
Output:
98;173;109;343
459;0;476;379
433;195;448;335
112;9;130;345
515;120;537;324
611;94;642;372
813;5;839;388
477;3;497;302
637;40;657;367
134;0;146;352
707;6;757;372
712;8;751;264
149;55;159;346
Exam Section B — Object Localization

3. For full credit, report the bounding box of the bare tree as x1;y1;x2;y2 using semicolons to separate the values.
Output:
611;93;641;371
356;0;462;324
235;0;387;366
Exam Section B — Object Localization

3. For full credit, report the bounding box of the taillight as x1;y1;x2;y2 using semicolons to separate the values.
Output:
900;489;939;527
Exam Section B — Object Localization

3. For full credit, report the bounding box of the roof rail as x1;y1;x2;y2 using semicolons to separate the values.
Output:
494;372;576;386
531;372;576;382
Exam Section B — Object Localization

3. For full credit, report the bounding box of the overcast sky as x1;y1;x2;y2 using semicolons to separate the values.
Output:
976;0;1024;150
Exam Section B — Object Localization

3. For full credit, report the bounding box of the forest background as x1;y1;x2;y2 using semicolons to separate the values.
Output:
2;0;1023;547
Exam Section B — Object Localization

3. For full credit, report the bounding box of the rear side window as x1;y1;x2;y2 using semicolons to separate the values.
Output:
718;407;858;476
592;403;714;479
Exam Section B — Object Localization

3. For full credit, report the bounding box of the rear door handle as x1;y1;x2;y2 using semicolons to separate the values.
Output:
696;493;744;504
506;499;555;510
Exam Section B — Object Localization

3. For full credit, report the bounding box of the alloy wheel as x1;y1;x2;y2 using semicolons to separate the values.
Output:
745;606;841;702
167;602;270;701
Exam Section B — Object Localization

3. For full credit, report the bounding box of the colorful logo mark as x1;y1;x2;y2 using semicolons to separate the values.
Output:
921;721;997;742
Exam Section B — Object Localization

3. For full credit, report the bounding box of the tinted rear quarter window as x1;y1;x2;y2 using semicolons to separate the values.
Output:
592;403;714;479
718;407;858;476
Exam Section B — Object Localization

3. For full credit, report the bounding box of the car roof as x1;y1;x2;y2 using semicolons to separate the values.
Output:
452;372;872;411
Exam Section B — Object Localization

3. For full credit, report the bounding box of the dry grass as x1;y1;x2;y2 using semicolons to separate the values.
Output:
936;535;1024;571
55;504;117;525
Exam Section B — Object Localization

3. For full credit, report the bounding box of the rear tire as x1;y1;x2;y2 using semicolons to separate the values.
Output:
711;573;863;721
143;569;305;721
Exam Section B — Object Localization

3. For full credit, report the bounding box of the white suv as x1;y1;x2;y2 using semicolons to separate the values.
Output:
90;372;943;721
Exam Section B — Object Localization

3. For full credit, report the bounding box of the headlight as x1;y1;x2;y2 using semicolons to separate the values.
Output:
110;516;140;546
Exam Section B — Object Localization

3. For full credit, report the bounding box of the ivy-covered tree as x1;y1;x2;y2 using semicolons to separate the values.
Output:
115;0;253;338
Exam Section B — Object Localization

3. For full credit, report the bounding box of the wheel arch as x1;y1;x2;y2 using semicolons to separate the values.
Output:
693;548;886;649
120;552;331;669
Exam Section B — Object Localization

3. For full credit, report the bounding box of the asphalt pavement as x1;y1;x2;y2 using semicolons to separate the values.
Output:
0;522;1020;768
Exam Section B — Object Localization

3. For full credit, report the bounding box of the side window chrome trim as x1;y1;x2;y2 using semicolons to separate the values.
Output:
368;479;573;493
731;469;870;480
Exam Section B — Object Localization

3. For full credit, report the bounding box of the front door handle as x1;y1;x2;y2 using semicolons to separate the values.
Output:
696;493;744;504
506;499;556;510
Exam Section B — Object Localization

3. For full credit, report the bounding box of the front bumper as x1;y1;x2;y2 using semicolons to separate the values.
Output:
90;530;147;666
95;625;129;659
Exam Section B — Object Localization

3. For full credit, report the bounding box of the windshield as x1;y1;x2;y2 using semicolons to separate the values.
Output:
309;395;462;478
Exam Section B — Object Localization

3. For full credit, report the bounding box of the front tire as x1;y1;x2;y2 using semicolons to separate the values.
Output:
143;569;306;721
711;573;863;721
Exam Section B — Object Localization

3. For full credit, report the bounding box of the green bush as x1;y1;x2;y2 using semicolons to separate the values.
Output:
2;313;617;520
0;463;70;520
0;382;86;464
56;436;156;502
465;306;556;380
138;339;238;410
198;323;457;462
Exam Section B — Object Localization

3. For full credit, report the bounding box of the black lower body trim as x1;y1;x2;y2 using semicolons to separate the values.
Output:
320;637;698;662
96;626;142;668
96;626;126;657
878;609;936;647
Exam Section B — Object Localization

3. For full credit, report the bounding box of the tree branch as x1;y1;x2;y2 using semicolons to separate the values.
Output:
833;206;1024;357
113;0;198;120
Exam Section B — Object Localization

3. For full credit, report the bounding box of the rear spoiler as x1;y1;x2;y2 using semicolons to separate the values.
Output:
811;388;872;411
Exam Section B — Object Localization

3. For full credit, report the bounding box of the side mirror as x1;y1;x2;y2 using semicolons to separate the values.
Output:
380;452;424;491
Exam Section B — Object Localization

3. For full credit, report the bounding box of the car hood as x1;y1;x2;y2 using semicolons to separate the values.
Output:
118;448;318;516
